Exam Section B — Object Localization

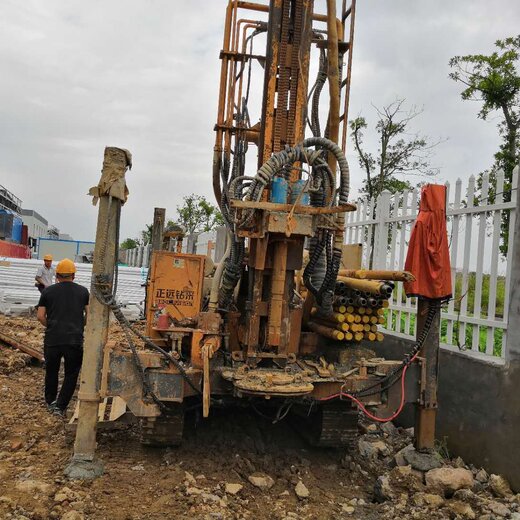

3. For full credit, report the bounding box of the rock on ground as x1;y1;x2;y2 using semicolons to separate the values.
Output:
447;500;476;519
425;467;474;496
248;473;275;491
295;481;310;499
402;448;442;472
225;483;243;495
358;438;390;460
489;474;513;498
487;500;511;517
412;492;445;508
61;511;84;520
15;479;54;496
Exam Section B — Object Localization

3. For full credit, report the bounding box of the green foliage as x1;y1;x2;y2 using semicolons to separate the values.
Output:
175;194;225;234
349;99;440;202
141;224;152;245
449;36;520;255
449;36;520;122
120;238;139;250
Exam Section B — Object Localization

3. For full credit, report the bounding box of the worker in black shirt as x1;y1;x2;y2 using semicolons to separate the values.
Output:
37;258;90;417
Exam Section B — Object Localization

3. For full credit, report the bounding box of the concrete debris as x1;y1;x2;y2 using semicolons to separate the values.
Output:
15;479;54;495
248;473;275;491
402;448;443;472
489;474;513;498
2;342;519;520
184;471;197;485
380;421;399;436
453;489;483;508
412;492;445;508
224;483;243;495
60;511;84;520
53;486;81;503
374;475;393;502
358;438;390;460
475;469;489;483
448;500;476;519
294;480;310;499
425;467;474;496
487;500;511;517
395;444;414;466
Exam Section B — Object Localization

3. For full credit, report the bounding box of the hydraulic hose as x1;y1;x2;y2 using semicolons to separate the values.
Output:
208;230;232;311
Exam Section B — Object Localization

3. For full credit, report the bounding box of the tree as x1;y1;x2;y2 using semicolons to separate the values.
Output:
349;100;440;268
349;99;440;202
175;194;224;234
449;36;520;254
140;224;152;245
120;238;139;250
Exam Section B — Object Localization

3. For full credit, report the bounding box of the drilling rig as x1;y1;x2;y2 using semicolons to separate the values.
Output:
73;0;436;455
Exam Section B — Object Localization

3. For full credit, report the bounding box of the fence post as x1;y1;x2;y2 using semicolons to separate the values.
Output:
372;190;391;270
505;165;520;363
143;244;151;268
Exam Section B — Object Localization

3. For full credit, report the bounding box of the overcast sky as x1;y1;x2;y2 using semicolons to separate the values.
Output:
0;0;518;242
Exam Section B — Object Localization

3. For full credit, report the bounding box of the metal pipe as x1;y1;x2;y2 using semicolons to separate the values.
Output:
213;1;234;205
208;231;232;311
338;268;415;282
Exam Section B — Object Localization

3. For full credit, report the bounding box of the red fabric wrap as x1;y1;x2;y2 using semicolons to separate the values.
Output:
404;184;452;300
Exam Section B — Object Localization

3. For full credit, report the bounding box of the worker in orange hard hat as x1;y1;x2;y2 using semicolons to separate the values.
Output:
37;258;90;417
35;254;55;293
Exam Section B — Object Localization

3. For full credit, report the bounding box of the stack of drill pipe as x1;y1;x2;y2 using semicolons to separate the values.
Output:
336;276;393;297
311;273;401;344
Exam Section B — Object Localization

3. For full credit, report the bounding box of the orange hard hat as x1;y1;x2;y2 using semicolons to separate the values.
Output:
43;254;53;261
56;258;76;275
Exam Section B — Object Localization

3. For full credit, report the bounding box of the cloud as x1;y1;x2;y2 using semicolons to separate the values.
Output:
0;0;518;241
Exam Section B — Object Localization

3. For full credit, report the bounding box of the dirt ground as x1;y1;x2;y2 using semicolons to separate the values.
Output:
1;316;519;520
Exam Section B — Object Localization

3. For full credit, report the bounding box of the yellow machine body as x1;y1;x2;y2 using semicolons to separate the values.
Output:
145;252;205;338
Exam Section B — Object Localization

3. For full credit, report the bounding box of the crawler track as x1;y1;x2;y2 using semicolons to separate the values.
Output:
139;404;184;447
293;403;359;448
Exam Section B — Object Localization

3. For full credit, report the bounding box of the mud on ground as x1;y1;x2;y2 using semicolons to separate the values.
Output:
1;316;519;520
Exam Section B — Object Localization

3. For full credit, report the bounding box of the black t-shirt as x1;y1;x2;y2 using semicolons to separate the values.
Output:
38;282;90;347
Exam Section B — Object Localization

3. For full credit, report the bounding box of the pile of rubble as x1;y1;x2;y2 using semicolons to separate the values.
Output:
1;315;518;519
352;421;520;519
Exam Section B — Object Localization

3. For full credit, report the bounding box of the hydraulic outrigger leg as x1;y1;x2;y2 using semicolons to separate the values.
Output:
65;147;131;480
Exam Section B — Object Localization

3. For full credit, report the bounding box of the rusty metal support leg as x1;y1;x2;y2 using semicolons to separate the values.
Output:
65;147;130;479
151;207;165;252
268;241;288;346
415;298;440;451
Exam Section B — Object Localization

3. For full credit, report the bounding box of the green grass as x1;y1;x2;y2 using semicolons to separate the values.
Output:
453;272;505;318
384;272;506;357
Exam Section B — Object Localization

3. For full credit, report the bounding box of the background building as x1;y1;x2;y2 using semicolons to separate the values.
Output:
21;209;48;248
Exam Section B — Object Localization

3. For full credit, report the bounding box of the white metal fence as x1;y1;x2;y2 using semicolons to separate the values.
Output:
345;166;519;359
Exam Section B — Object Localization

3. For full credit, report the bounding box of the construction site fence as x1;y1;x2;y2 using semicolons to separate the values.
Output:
345;166;519;361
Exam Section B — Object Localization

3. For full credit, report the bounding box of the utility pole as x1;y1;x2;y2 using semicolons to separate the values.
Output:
65;147;131;479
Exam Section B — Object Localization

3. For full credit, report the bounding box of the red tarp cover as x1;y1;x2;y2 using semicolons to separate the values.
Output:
404;184;452;300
